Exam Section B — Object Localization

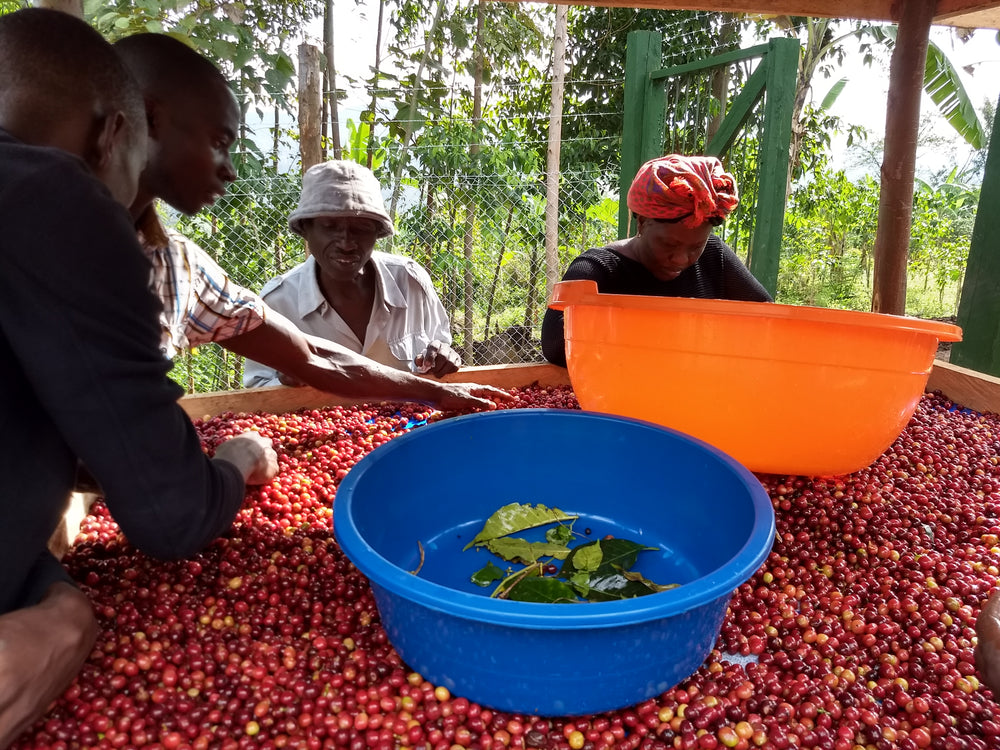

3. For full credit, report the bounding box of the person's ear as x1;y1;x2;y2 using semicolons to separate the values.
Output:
90;110;128;171
144;97;164;140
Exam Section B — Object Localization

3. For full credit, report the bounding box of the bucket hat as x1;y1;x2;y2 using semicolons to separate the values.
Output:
288;160;394;238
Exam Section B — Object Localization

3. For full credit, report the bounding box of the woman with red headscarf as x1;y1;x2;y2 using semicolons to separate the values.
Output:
541;154;772;367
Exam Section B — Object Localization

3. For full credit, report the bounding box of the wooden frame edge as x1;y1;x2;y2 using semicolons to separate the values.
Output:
927;360;1000;416
178;363;573;420
177;360;1000;421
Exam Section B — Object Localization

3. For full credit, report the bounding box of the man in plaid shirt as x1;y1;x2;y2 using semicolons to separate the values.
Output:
115;34;508;412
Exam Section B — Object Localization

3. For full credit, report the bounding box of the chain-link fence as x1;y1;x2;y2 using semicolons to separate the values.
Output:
165;16;769;395
167;165;624;393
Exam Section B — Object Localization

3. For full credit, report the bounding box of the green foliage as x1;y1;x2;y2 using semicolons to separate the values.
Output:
779;163;977;317
346;118;386;169
868;26;986;149
84;0;319;116
462;502;676;603
0;1;28;16
557;8;743;175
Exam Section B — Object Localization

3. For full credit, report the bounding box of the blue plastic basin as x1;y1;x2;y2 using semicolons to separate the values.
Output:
333;409;775;716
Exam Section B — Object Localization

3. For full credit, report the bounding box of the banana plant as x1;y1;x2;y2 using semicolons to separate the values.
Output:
869;25;986;149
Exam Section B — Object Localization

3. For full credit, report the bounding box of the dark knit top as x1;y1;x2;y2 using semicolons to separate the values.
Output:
541;235;772;367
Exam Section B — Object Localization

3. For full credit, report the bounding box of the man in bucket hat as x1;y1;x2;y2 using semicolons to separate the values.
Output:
115;35;503;411
541;154;773;367
244;160;462;386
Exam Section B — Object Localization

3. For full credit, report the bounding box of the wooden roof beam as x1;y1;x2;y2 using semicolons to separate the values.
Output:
505;0;1000;29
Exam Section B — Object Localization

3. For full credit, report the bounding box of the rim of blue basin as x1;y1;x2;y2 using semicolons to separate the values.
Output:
333;408;776;630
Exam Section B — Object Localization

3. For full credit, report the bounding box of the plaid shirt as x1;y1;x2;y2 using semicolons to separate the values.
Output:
137;207;266;359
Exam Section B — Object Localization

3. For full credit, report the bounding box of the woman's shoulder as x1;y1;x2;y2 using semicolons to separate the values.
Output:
566;245;630;278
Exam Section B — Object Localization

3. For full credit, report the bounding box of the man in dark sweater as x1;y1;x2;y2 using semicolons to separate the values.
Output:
0;10;276;746
542;154;772;367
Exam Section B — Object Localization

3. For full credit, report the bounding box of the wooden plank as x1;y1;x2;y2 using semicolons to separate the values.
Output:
178;360;1000;421
936;7;1000;27
522;0;901;20
927;360;1000;415
180;363;573;420
501;0;1000;28
936;0;1000;23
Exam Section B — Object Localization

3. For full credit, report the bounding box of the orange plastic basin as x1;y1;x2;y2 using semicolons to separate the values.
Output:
549;280;963;477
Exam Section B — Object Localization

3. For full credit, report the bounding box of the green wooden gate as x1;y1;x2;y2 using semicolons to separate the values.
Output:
620;32;800;297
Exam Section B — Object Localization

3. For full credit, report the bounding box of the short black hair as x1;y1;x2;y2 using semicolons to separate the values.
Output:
114;33;230;105
0;8;144;137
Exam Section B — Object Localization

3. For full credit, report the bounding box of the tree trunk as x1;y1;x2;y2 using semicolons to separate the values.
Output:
387;0;448;229
872;1;936;315
462;0;486;364
365;0;386;170
485;205;516;335
544;4;568;302
523;243;541;330
298;43;323;173
706;15;737;146
323;0;343;160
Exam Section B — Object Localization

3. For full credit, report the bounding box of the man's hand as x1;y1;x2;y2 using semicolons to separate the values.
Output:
214;430;279;485
976;590;1000;697
277;371;307;388
414;340;461;378
433;382;513;412
0;583;97;749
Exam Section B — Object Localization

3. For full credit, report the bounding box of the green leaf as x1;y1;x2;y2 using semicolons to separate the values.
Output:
620;568;681;594
504;577;580;603
820;78;848;111
485;538;572;565
569;571;592;597
562;538;652;577
545;524;574;546
471;561;506;587
464;503;578;550
571;541;604;572
873;26;985;149
923;40;985;149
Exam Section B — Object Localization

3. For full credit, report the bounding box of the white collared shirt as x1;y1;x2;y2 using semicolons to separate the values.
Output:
243;251;453;387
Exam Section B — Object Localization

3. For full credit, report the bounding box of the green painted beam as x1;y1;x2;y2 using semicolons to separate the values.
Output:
951;92;1000;376
619;30;663;239
650;43;770;80
705;63;768;157
748;36;799;296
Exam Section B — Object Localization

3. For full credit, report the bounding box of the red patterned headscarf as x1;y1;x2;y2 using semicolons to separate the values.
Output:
627;154;739;229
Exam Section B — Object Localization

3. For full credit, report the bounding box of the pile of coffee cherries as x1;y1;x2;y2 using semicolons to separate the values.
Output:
12;385;1000;750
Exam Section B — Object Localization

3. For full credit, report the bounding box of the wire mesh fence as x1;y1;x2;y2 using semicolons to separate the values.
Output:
166;166;624;393
166;20;771;395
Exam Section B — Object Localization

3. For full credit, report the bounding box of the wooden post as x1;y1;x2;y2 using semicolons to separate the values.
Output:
748;37;799;298
871;0;937;315
298;42;323;174
619;31;665;238
544;4;568;302
33;0;83;17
